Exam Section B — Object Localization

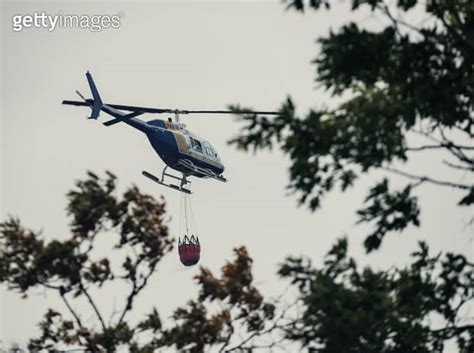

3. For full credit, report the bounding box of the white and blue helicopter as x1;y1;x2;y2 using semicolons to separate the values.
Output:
63;72;278;194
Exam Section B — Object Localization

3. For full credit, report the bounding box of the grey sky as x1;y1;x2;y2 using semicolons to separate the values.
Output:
1;1;472;350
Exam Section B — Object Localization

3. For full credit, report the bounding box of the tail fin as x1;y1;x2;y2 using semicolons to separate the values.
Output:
85;71;103;119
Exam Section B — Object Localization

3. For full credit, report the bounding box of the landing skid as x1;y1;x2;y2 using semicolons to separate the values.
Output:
178;159;227;182
142;168;191;194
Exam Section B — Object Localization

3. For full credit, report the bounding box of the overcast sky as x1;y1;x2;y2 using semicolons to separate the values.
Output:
1;0;472;350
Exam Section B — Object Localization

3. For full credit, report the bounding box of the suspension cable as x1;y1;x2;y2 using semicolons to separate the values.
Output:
184;194;190;236
187;194;198;237
178;192;184;242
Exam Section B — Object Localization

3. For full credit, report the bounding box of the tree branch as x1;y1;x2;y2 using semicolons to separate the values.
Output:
117;261;157;325
438;128;474;166
219;322;235;353
377;3;425;38
410;128;474;168
59;288;97;353
224;301;296;352
443;160;474;171
406;144;474;152
382;167;472;190
79;281;107;332
60;289;83;328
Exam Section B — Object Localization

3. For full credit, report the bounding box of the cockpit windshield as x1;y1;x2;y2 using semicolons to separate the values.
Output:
203;141;221;161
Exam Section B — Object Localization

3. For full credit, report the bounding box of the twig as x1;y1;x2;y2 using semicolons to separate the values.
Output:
410;128;474;167
219;322;235;353
410;128;443;144
59;289;97;353
60;290;83;328
382;167;471;190
224;301;297;352
406;144;474;151
79;281;107;332
377;3;425;38
117;261;157;325
443;160;474;171
438;127;474;165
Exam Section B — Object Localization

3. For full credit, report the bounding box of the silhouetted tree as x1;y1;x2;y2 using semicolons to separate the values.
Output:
2;1;474;352
156;236;473;352
230;0;474;252
0;172;173;352
279;238;473;353
0;172;277;352
1;172;472;352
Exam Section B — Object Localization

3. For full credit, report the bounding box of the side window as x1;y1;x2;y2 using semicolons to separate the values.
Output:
202;142;216;158
203;142;213;157
190;137;203;153
209;145;220;160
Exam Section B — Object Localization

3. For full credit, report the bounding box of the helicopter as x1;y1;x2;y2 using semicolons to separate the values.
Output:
63;72;279;194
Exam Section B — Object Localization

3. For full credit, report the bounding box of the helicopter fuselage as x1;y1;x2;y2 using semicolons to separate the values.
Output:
63;71;266;190
73;95;226;180
144;118;225;178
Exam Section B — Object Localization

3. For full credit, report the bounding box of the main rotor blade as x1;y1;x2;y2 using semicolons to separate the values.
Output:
180;110;280;115
62;100;280;115
62;100;170;113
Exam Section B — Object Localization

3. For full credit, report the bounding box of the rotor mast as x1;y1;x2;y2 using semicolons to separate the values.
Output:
174;110;180;123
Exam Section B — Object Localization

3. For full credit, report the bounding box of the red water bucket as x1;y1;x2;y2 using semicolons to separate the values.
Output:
178;235;200;266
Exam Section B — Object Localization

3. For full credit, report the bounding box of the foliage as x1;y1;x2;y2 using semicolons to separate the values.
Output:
0;171;173;352
230;0;474;251
152;246;279;353
2;1;474;351
278;238;474;353
0;172;279;352
357;178;420;251
1;172;472;352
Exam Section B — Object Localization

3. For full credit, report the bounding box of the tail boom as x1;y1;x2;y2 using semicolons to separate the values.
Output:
64;71;152;134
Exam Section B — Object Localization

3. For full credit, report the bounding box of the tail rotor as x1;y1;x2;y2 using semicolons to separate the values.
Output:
72;72;103;119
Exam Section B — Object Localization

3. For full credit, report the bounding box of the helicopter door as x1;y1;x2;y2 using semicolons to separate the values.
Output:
189;137;203;155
